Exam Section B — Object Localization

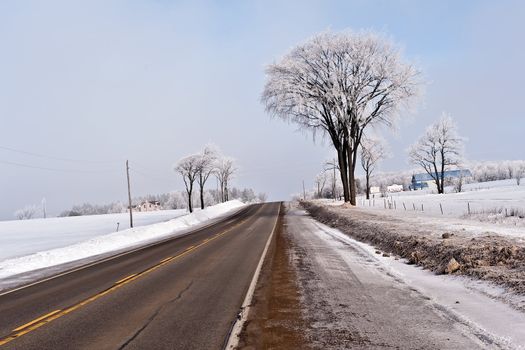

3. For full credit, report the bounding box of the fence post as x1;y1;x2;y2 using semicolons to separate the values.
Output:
403;202;406;211
413;203;416;211
440;203;443;215
467;202;471;215
421;204;424;212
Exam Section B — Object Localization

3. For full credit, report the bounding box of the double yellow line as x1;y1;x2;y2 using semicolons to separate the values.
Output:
0;212;255;347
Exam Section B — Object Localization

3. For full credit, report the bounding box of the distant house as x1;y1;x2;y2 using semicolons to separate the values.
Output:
370;186;381;194
137;200;161;212
387;184;403;193
410;169;472;190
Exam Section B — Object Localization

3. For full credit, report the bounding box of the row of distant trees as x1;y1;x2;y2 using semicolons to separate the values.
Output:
175;145;238;213
311;157;525;200
54;187;266;218
15;144;267;219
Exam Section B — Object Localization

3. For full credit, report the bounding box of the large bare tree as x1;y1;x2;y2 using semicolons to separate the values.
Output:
262;30;421;205
409;114;464;194
360;137;387;199
175;154;200;212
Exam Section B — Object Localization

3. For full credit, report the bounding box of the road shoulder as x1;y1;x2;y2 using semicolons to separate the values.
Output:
236;205;308;349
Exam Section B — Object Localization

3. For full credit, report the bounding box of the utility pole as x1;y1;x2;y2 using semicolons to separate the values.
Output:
126;160;133;228
302;180;306;200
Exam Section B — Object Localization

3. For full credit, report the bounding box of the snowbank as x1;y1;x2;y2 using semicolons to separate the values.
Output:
0;200;245;285
0;209;186;261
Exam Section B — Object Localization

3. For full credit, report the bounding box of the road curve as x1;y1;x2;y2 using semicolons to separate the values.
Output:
0;202;281;349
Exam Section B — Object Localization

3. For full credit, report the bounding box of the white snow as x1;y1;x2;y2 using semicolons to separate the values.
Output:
359;179;525;218
0;200;245;289
346;179;525;239
0;210;186;261
303;211;525;348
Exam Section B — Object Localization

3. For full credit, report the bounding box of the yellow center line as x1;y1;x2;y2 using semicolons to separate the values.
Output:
159;256;174;264
12;310;61;332
114;274;137;285
0;207;261;347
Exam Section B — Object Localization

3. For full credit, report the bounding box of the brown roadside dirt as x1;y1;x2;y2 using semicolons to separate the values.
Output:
236;206;308;349
301;201;525;299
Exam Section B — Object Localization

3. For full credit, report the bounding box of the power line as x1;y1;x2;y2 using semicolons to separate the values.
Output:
0;159;120;174
0;145;120;164
129;167;174;182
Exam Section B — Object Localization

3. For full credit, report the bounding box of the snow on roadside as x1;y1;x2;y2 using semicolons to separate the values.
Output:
305;211;525;348
0;200;245;287
0;209;187;261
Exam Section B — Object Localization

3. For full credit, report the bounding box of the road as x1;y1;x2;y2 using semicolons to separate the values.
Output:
0;202;281;350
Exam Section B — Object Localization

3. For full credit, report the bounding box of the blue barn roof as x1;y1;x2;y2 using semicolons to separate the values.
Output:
412;169;472;182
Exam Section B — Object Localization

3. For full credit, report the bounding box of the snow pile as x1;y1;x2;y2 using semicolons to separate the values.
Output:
0;209;186;261
0;200;245;284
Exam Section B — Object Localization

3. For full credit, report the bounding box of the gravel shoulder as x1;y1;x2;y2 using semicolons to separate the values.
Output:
236;205;308;349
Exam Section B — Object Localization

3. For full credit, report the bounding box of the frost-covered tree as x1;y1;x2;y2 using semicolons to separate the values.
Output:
257;192;268;202
516;166;524;186
15;205;37;220
262;30;421;205
196;146;218;210
409;114;464;194
241;188;257;203
175;154;200;212
165;191;187;209
215;157;236;202
360;137;387;199
314;171;328;198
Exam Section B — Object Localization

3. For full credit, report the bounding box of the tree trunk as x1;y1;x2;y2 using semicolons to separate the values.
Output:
199;185;205;210
199;174;205;210
346;142;357;206
187;187;193;213
365;172;370;200
337;148;350;202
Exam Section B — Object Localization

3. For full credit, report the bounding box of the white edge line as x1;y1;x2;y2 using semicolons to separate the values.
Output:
224;202;281;350
0;205;250;297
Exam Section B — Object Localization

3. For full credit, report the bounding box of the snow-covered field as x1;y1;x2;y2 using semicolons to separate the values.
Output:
355;179;525;231
0;200;245;290
359;179;524;219
0;209;186;261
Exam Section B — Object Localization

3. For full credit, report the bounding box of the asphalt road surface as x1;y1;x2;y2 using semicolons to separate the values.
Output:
0;202;280;350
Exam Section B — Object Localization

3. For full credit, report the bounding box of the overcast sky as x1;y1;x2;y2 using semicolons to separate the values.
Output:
0;0;523;219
